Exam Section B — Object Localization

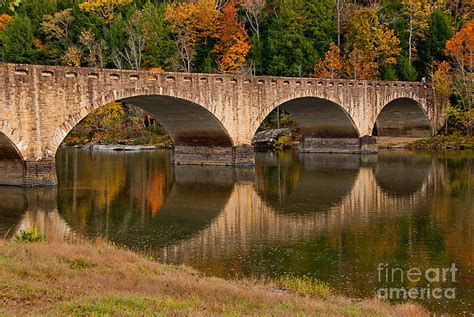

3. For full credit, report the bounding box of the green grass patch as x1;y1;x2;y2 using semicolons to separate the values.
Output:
274;275;332;298
14;226;46;242
408;134;474;150
64;294;194;316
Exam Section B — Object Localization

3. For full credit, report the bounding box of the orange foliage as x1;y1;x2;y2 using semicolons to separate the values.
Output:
312;43;378;80
0;13;11;31
146;170;166;215
445;20;474;70
34;38;46;50
148;67;164;73
213;0;251;73
344;48;379;80
312;43;344;79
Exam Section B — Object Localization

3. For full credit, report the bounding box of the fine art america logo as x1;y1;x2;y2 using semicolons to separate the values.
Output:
376;263;458;300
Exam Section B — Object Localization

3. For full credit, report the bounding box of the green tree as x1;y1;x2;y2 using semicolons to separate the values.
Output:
141;2;176;70
264;0;335;76
1;14;35;63
416;9;452;72
396;55;418;81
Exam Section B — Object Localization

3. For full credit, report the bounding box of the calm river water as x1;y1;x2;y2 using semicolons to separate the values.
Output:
0;149;472;314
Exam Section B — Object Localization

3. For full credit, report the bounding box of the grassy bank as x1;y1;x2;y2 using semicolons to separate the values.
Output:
0;239;427;316
406;135;474;150
377;135;474;150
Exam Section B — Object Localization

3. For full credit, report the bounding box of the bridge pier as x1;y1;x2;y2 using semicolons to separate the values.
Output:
300;136;377;154
0;159;57;187
172;145;254;166
23;160;58;187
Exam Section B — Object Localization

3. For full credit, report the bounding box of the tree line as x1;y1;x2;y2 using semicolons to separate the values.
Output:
0;0;472;134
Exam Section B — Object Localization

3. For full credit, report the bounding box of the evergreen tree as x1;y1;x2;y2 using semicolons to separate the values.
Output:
1;14;34;63
263;0;335;76
396;55;418;81
416;10;452;73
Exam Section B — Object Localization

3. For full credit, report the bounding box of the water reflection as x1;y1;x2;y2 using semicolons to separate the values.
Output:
0;149;471;314
0;187;75;241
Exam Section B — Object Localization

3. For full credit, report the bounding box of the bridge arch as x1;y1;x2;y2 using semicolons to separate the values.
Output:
49;94;234;156
0;129;25;186
0;120;27;160
256;96;360;139
373;97;431;137
254;96;367;153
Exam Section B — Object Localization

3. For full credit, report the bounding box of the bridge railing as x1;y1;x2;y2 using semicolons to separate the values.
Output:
3;63;427;91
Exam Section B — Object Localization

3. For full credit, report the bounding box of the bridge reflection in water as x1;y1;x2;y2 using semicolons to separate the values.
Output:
0;149;472;314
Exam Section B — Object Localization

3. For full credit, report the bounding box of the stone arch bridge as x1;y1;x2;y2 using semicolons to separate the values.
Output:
0;63;439;186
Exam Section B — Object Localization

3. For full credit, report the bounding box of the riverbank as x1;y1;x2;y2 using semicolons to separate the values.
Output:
0;239;427;316
377;135;474;150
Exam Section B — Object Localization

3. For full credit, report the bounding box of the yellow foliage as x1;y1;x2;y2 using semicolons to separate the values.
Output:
63;46;82;67
40;9;74;44
165;0;219;71
83;101;125;130
165;0;218;43
346;7;400;67
79;0;133;23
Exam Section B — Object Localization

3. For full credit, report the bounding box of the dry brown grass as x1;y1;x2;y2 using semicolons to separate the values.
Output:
0;239;428;316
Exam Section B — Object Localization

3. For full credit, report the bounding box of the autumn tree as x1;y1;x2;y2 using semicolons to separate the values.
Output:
79;29;107;67
401;0;432;62
40;9;74;46
241;0;264;44
432;61;453;133
344;48;379;80
213;0;251;73
0;14;11;31
345;7;401;76
0;0;20;14
117;10;146;70
312;43;343;79
445;20;473;135
79;0;133;24
241;0;265;73
165;0;219;72
63;45;82;67
82;101;125;135
446;19;474;74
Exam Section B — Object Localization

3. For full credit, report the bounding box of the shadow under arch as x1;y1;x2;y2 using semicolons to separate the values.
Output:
373;97;431;137
257;96;359;139
120;95;233;147
0;132;25;186
255;151;361;213
374;152;432;196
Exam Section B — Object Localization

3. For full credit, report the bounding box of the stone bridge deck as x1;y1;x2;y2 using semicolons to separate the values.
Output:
0;63;441;186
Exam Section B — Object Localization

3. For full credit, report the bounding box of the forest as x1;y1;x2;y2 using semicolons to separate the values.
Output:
0;0;472;141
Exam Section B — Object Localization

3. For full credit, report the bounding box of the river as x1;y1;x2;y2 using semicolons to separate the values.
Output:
0;148;472;314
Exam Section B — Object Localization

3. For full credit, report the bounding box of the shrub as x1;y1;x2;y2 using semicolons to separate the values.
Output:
275;134;292;149
14;226;46;242
274;275;332;298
